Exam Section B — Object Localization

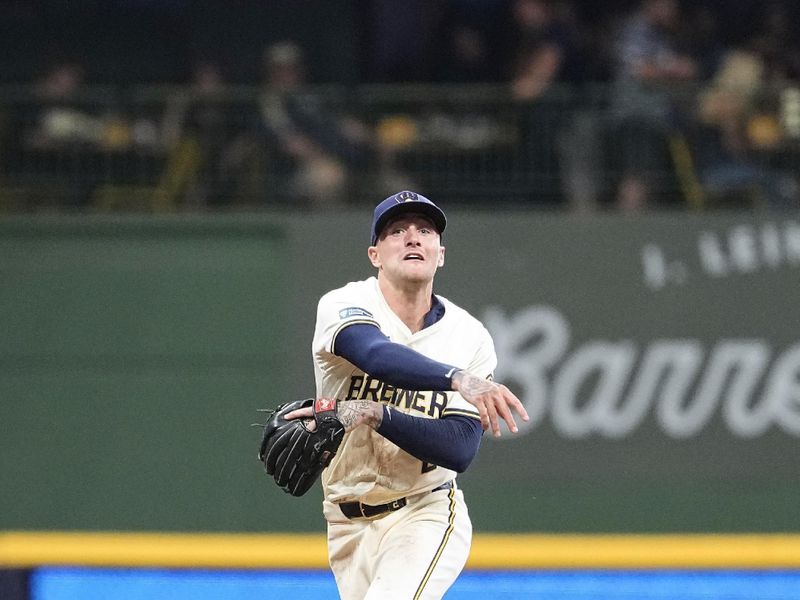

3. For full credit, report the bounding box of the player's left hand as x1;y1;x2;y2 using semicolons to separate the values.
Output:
283;405;315;427
451;371;529;437
256;397;345;496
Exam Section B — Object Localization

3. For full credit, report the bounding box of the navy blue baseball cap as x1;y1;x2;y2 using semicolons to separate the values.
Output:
370;190;447;245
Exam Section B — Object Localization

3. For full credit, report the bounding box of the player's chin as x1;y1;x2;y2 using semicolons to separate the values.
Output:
400;261;436;279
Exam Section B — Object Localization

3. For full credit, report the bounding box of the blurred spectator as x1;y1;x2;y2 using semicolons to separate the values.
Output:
12;60;122;207
24;61;103;151
506;0;582;205
685;36;800;208
161;59;258;207
505;0;582;101
162;60;228;149
24;60;166;157
608;0;699;211
256;41;375;208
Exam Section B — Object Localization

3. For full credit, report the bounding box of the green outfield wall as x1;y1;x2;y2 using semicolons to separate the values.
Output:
1;211;798;534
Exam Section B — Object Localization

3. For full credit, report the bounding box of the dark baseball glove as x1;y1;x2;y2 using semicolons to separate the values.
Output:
257;397;345;497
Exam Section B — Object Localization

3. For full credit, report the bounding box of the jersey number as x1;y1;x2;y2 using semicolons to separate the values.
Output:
421;461;436;474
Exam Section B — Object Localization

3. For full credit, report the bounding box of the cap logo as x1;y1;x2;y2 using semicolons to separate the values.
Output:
395;191;418;203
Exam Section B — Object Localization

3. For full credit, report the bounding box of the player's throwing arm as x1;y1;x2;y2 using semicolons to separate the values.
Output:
451;370;528;437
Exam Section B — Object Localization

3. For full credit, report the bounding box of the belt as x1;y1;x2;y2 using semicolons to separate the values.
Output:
338;480;455;520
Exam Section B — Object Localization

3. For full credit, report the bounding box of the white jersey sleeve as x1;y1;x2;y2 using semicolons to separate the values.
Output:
314;281;381;357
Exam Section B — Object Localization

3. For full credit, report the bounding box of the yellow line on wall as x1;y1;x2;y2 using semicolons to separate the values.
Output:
0;532;327;570
2;532;800;570
470;534;800;569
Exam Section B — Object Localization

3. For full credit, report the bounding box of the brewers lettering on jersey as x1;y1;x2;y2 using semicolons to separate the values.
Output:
283;190;529;599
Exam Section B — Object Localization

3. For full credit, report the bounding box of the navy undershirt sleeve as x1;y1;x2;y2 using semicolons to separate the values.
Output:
334;323;459;391
376;407;483;473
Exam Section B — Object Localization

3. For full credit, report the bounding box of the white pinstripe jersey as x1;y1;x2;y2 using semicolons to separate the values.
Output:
312;276;494;506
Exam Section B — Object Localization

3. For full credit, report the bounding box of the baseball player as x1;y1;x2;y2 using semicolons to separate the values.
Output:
285;190;529;599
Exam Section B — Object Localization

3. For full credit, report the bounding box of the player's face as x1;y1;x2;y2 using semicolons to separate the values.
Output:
368;214;445;285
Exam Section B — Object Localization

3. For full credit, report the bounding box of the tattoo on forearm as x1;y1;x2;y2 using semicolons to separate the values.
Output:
338;400;382;431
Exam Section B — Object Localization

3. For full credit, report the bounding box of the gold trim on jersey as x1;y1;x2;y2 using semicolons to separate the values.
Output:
413;486;457;600
440;408;481;420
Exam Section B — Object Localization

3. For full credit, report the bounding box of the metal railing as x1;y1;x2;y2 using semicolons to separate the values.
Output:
1;83;798;212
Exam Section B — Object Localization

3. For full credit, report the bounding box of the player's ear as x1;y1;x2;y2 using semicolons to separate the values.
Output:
368;245;381;268
437;246;445;267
